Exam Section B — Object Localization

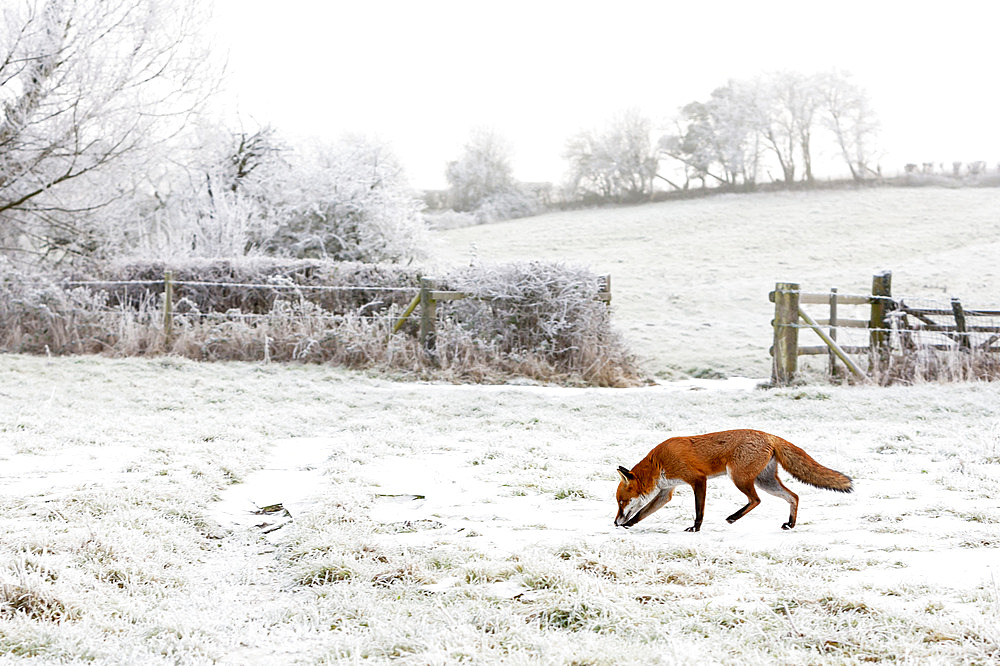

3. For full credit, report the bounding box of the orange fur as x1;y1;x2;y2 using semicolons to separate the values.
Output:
614;429;852;531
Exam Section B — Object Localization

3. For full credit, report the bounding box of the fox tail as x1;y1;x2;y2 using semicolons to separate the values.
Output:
774;440;853;493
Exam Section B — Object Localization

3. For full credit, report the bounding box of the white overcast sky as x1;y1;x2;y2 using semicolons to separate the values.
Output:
212;0;1000;189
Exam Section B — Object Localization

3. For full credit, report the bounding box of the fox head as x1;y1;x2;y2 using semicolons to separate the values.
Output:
615;465;672;528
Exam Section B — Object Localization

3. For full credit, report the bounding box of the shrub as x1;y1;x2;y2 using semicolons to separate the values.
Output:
437;262;635;385
129;135;430;265
247;137;429;263
424;210;477;231
471;189;541;224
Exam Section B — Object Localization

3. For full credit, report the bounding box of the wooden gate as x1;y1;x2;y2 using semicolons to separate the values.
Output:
769;271;1000;385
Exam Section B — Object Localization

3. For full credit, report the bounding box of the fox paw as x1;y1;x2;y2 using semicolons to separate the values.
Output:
684;525;701;532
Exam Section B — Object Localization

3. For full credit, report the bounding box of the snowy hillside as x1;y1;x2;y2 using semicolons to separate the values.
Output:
433;187;1000;380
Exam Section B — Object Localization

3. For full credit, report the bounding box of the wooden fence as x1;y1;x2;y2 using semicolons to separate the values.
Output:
156;272;613;354
770;270;1000;384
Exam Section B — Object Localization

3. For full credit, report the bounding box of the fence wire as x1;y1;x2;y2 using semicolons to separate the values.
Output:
797;294;1000;354
44;278;423;328
891;296;1000;352
61;279;420;293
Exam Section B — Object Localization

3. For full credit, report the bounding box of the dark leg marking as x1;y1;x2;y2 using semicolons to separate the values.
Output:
686;479;707;532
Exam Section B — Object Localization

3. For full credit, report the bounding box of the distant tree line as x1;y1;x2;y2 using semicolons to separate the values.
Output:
440;71;881;215
660;70;879;190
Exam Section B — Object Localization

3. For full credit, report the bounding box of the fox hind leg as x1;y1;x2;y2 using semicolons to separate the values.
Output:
755;456;799;529
724;476;761;524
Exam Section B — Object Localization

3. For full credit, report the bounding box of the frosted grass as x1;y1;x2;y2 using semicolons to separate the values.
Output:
1;354;998;663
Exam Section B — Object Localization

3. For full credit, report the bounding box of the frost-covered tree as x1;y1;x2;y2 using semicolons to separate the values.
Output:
818;71;880;181
756;71;823;184
263;136;429;263
444;128;538;223
128;123;287;258
445;128;516;212
564;109;657;201
666;71;875;187
658;104;718;189
133;132;428;264
705;80;764;186
0;0;216;265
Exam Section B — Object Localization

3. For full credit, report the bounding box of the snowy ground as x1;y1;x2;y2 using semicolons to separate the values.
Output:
2;355;999;663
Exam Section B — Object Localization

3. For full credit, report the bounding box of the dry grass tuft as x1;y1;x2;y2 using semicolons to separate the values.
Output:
0;582;78;623
870;349;1000;385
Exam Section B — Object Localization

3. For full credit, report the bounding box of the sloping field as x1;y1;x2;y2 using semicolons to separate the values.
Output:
1;355;998;663
432;187;1000;379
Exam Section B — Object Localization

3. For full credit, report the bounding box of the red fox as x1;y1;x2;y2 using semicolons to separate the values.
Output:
614;429;852;531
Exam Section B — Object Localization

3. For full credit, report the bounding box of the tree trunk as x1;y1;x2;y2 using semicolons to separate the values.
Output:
800;128;814;183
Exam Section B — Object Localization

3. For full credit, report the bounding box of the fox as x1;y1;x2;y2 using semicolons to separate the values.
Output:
614;429;852;532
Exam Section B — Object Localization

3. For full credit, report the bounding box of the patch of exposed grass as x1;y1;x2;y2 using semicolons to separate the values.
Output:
0;582;78;623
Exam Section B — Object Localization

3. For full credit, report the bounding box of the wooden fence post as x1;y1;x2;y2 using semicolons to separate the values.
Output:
828;287;839;378
598;274;612;304
418;277;437;356
163;270;174;348
951;297;970;351
771;281;800;385
869;271;892;371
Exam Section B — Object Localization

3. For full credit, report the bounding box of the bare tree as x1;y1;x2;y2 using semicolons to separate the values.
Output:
664;70;878;190
444;127;539;222
818;71;881;182
706;80;765;187
659;81;764;190
0;0;216;264
757;71;822;184
564;109;657;202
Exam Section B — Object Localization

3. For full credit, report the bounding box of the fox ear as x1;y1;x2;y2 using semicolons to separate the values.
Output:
617;466;635;483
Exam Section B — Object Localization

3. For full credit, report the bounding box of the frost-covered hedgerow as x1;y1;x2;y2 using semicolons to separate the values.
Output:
0;257;640;386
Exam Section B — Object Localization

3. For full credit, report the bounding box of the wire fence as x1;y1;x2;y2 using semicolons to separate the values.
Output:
50;276;425;327
890;296;1000;352
1;263;635;385
60;279;421;292
784;294;1000;352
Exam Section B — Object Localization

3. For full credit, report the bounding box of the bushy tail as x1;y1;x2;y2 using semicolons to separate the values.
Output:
774;440;853;493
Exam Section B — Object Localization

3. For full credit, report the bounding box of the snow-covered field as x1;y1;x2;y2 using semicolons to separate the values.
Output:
2;353;999;663
3;188;1000;663
432;187;1000;380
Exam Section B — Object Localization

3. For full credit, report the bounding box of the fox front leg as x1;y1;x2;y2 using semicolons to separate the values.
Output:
685;479;707;532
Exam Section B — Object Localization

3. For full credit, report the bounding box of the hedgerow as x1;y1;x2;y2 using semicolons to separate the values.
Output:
0;256;641;386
